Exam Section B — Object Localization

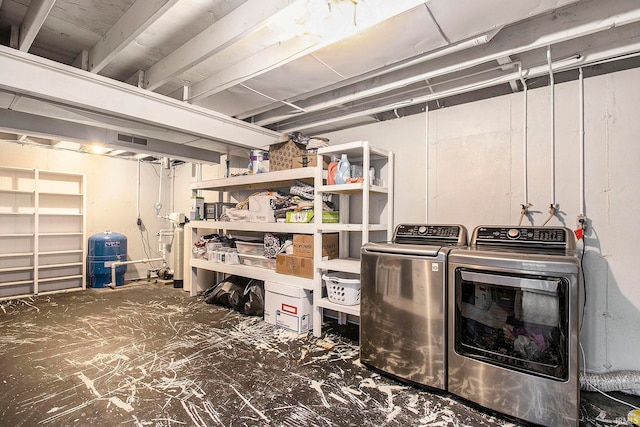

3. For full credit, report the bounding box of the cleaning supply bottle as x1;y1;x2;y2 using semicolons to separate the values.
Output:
327;155;339;185
335;154;351;184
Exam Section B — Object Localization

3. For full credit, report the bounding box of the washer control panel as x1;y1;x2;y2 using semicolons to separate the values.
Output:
393;224;467;245
473;226;573;249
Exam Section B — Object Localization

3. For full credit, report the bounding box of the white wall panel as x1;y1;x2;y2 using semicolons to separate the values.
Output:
323;112;427;225
326;67;640;372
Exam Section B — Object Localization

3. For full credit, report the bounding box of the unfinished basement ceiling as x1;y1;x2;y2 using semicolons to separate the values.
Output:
1;0;640;161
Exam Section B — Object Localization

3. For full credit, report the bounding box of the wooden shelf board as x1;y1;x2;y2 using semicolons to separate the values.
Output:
316;297;360;316
191;258;315;290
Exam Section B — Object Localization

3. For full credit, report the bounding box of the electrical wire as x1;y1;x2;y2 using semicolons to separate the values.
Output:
580;342;639;410
578;234;639;414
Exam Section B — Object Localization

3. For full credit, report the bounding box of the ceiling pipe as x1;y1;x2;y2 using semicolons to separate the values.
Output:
250;31;499;125
279;53;586;132
255;1;640;127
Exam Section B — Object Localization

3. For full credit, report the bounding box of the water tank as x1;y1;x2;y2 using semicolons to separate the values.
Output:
87;231;128;288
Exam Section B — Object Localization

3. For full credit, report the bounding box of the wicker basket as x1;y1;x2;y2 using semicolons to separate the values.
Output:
323;273;360;306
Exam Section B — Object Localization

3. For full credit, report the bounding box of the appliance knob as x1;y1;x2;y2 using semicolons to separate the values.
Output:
418;226;427;235
507;228;520;239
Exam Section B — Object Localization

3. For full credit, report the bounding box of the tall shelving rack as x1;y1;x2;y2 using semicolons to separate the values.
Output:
0;166;86;300
312;141;394;336
184;141;393;338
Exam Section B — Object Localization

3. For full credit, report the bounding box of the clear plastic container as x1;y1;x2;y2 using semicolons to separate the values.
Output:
235;241;264;256
239;254;276;270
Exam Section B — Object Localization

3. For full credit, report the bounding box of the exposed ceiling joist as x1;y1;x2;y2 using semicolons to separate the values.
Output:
18;0;56;52
280;25;640;133
257;0;640;127
144;0;298;91
86;0;180;74
186;0;429;102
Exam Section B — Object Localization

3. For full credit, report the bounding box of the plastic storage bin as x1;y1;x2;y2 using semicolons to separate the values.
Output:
322;272;361;305
235;241;264;256
239;254;276;270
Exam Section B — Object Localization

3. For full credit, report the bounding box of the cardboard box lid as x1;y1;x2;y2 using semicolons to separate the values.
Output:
265;281;311;298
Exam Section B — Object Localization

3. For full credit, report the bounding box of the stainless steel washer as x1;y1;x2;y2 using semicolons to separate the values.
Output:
360;224;468;390
447;226;581;427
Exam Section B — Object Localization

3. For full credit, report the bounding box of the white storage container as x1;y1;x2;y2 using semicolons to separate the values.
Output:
239;254;276;270
264;281;312;333
235;241;264;256
323;272;361;305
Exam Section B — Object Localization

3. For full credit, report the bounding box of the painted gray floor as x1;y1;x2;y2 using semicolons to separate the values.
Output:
0;282;635;427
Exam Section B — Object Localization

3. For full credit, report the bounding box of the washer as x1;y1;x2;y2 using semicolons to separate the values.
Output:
447;226;581;427
360;224;468;390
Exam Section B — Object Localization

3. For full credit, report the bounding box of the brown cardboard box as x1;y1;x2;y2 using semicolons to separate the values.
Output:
292;154;329;169
276;254;314;279
269;140;308;171
293;234;339;259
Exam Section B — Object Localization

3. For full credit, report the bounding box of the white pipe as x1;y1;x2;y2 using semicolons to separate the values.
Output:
158;228;174;261
196;163;203;198
547;46;556;208
250;31;498;125
579;67;585;216
136;159;141;218
267;3;640;127
156;164;163;215
518;65;531;226
282;54;584;133
425;104;430;223
109;258;163;287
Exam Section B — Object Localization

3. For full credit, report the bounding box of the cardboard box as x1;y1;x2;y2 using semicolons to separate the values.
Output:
276;254;314;279
286;210;314;223
269;140;308;171
285;211;340;223
293;234;339;259
292;154;329;169
264;281;312;333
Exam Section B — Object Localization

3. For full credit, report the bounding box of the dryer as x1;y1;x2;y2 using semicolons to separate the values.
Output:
447;226;581;427
360;224;468;390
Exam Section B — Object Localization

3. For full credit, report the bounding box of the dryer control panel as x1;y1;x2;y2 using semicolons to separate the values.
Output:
472;226;575;251
393;224;468;245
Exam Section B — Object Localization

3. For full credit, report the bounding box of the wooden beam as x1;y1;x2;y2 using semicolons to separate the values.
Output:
143;0;298;91
87;0;180;74
19;0;56;52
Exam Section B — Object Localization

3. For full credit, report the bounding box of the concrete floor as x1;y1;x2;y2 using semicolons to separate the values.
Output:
0;281;637;427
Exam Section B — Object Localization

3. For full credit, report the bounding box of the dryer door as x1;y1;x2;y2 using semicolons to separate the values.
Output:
360;245;446;389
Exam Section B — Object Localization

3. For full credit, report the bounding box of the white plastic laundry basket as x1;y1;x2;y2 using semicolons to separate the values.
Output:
322;272;360;305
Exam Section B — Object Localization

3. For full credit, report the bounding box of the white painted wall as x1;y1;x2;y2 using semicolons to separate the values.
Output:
0;143;218;281
325;67;640;373
323;112;428;225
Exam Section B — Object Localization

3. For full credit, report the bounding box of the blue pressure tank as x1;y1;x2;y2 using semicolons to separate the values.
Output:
87;231;128;288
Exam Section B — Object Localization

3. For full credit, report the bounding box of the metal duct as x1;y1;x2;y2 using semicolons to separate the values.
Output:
580;371;640;397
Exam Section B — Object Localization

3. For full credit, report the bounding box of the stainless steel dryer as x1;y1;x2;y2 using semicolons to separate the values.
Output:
447;226;581;427
360;224;468;390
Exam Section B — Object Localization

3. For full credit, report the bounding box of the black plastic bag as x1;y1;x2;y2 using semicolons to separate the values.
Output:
243;280;265;316
203;275;265;316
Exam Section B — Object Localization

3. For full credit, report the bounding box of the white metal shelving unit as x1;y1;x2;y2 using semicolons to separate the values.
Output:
0;167;86;299
184;141;393;338
184;167;322;297
312;141;394;337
